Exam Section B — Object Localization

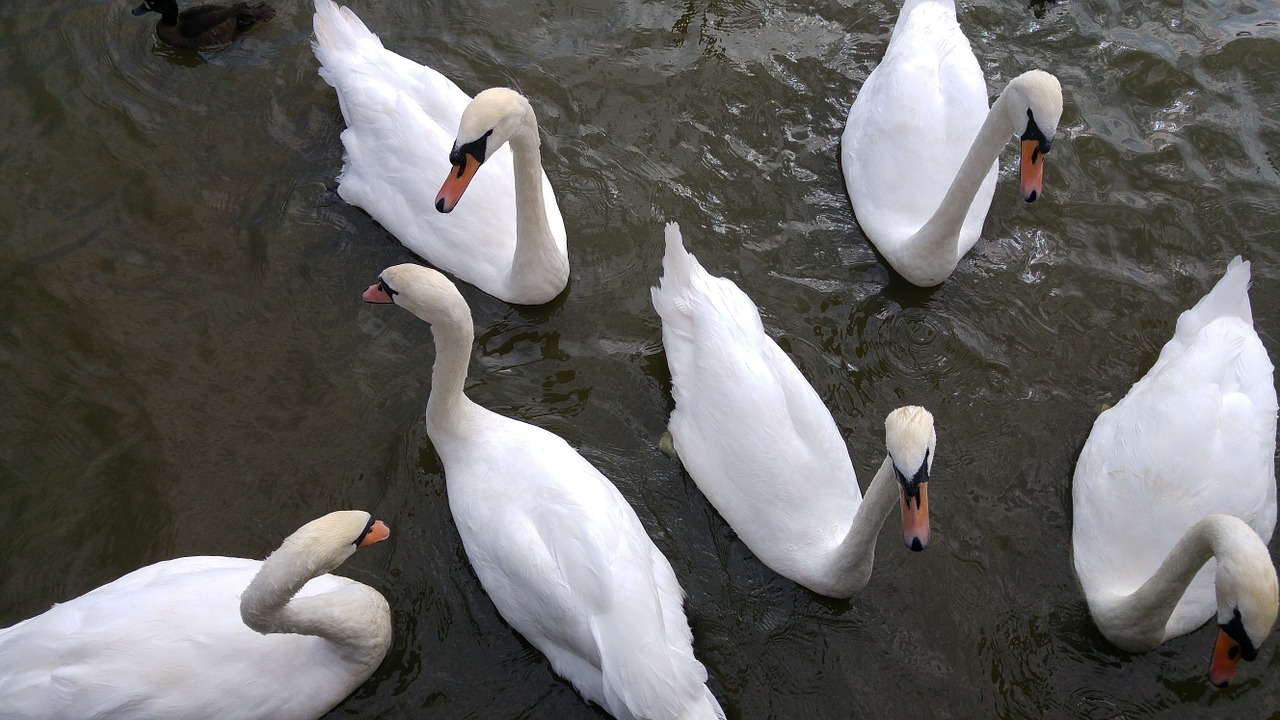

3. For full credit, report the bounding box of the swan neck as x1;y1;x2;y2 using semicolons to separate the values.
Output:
1090;515;1255;651
507;114;565;297
907;89;1012;263
424;304;476;425
825;456;901;596
239;541;388;664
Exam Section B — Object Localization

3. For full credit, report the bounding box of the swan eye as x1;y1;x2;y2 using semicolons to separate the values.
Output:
1221;607;1258;661
1021;110;1052;155
378;278;398;297
893;451;930;497
449;132;491;168
353;515;378;546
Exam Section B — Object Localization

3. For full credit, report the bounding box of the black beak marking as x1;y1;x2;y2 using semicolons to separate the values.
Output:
1223;608;1259;662
354;515;377;546
1022;109;1052;155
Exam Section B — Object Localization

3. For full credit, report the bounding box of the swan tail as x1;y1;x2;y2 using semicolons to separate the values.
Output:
312;0;382;52
705;686;728;720
651;222;706;408
1176;257;1253;340
651;221;702;319
591;606;720;720
312;0;388;90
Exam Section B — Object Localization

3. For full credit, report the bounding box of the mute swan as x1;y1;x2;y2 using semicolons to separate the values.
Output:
1073;257;1279;686
0;511;392;719
651;222;936;598
841;0;1063;287
313;0;568;305
363;264;724;719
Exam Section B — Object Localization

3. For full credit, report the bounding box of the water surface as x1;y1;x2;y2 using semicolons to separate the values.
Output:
2;0;1279;717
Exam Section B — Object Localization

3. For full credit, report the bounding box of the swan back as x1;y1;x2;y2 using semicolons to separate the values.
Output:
1073;258;1277;643
652;222;861;589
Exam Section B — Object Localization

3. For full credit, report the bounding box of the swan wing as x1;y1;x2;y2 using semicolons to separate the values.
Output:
652;224;858;578
841;0;994;257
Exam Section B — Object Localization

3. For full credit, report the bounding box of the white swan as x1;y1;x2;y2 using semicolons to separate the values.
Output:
363;264;724;720
1073;257;1279;686
651;222;936;598
841;0;1063;287
0;511;392;719
313;0;568;305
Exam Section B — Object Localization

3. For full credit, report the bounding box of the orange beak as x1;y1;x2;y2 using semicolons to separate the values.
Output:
358;520;391;548
899;483;930;551
1209;627;1242;687
362;282;393;304
436;154;482;213
1020;139;1046;202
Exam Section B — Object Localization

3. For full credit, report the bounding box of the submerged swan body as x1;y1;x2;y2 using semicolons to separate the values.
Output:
364;264;724;719
0;511;392;719
1073;257;1279;686
652;222;936;598
313;0;568;304
841;0;1062;286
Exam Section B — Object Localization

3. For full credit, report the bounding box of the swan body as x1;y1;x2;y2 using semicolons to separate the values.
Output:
841;0;1062;286
313;0;568;305
651;222;935;598
0;511;392;719
363;265;723;720
1073;257;1279;686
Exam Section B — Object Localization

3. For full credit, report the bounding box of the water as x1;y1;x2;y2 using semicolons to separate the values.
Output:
2;0;1279;717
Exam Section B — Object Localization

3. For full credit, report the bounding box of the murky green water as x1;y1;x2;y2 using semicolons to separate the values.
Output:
2;0;1279;717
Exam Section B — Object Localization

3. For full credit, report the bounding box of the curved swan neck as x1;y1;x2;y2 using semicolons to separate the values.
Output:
422;301;478;426
822;455;902;597
507;111;567;301
239;540;387;663
905;88;1015;273
1089;515;1271;652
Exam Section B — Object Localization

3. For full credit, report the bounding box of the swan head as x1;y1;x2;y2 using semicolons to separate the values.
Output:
1002;70;1062;203
362;263;470;328
885;406;936;552
435;87;537;213
1208;524;1279;687
274;511;391;573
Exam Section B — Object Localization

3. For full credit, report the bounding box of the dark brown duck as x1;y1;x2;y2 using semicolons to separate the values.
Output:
131;0;276;49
